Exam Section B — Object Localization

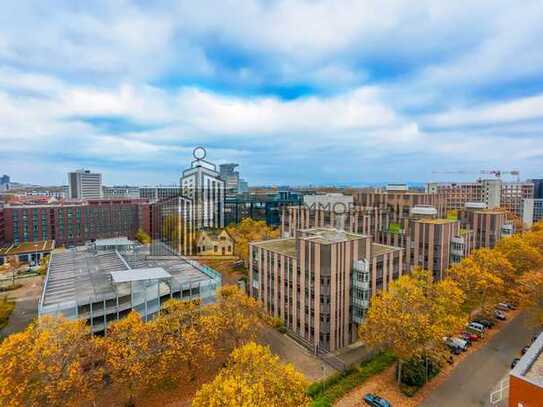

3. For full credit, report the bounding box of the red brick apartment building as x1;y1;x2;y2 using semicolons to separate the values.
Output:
1;199;150;246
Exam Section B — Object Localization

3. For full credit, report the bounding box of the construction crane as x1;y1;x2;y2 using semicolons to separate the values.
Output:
432;169;520;182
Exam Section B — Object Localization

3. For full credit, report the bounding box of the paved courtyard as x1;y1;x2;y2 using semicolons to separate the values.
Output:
259;325;336;381
0;275;43;339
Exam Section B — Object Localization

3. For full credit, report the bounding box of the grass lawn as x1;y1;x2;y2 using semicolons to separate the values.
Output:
307;351;397;407
0;297;15;329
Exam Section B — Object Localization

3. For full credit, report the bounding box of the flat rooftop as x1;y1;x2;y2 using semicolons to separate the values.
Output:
252;238;297;257
372;243;401;257
301;228;366;244
512;331;543;387
0;240;55;256
416;218;458;225
94;237;132;247
42;245;214;308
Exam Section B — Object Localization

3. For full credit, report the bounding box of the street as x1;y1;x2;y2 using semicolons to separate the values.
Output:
421;311;539;407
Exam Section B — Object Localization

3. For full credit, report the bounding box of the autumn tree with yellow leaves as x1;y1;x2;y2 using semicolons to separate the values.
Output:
98;311;161;405
517;270;543;325
0;316;103;407
495;234;543;276
152;298;221;383
226;218;280;265
210;285;263;355
192;342;310;407
359;269;466;383
448;254;505;314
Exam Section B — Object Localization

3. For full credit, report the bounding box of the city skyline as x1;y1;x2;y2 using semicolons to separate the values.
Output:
1;1;543;185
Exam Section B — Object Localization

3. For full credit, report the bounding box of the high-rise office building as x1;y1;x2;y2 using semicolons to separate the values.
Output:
0;174;10;191
530;179;543;199
180;149;225;229
68;169;102;200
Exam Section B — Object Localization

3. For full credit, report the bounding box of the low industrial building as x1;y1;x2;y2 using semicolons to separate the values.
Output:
0;240;55;265
249;228;402;352
39;239;221;333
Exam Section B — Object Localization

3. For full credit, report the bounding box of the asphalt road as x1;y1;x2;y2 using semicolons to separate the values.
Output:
421;311;538;407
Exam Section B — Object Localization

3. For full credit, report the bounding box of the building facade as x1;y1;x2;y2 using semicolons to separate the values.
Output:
533;199;543;223
404;218;472;280
225;190;303;227
196;230;234;256
139;186;181;202
353;188;445;223
249;228;401;352
102;186;141;199
68;169;103;200
1;199;149;246
458;204;507;249
181;154;224;229
426;179;534;220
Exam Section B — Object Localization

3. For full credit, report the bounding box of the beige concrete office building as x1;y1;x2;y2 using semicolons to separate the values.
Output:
405;218;473;280
282;205;389;240
458;205;507;249
352;189;445;222
249;228;402;352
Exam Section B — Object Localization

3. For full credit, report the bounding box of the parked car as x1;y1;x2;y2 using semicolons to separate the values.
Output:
494;310;507;321
473;318;495;329
496;303;511;312
444;338;463;354
461;331;480;341
467;322;486;334
363;393;392;407
521;345;530;355
450;336;470;351
511;358;520;369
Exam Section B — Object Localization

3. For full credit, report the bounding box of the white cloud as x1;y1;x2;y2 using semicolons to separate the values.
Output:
0;1;542;184
423;94;543;128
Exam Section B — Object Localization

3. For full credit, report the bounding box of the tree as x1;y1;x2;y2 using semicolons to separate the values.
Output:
495;234;543;276
135;228;151;245
517;270;543;326
151;299;221;384
359;270;466;384
523;229;543;255
448;255;504;314
210;285;263;355
0;316;102;407
99;312;160;406
192;342;310;407
226;218;280;265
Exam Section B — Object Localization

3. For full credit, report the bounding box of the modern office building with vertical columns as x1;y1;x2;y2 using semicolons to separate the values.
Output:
458;203;508;249
249;227;402;352
404;218;473;280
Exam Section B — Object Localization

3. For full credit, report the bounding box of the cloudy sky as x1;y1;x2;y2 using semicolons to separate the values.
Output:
1;1;542;186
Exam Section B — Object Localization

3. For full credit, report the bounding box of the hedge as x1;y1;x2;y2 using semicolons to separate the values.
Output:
308;351;397;407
